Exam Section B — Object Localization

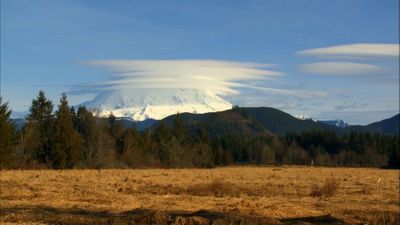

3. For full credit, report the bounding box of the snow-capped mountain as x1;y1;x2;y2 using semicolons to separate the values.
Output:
294;114;318;122
294;114;349;128
81;88;232;121
294;114;311;120
319;119;349;128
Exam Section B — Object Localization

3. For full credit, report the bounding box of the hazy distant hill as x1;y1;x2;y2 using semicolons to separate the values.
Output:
364;114;399;134
346;114;399;135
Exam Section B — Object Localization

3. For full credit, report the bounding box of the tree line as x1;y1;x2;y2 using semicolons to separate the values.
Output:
0;91;399;169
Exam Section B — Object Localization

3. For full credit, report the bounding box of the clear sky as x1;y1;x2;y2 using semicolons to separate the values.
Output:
1;0;399;124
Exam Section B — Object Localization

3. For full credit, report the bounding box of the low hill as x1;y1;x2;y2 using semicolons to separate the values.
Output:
346;114;399;135
152;107;398;136
159;109;273;138
154;107;336;137
236;107;336;135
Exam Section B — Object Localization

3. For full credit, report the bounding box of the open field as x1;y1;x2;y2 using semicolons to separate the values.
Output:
0;167;399;225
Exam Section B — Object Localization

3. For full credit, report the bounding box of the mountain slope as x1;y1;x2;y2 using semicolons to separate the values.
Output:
365;114;399;134
81;88;232;121
153;107;399;136
159;109;272;138
155;107;336;137
238;107;335;135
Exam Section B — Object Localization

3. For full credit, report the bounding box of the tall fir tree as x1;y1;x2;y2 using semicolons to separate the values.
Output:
74;106;97;163
0;97;17;168
25;90;54;164
192;128;214;167
108;113;125;155
52;93;82;168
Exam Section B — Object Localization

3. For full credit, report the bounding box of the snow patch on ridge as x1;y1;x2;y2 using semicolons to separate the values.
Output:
294;114;318;122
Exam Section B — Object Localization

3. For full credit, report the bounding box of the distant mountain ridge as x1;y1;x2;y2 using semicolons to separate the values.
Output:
11;106;398;135
319;119;349;128
363;114;399;134
294;114;317;122
295;115;349;128
345;114;399;135
149;107;398;135
152;107;398;136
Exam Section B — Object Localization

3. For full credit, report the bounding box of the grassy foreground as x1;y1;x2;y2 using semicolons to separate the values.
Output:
0;166;398;224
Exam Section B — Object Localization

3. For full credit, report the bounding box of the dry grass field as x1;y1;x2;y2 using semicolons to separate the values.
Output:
0;166;399;225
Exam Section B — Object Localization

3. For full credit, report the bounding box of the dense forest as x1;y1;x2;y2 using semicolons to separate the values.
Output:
0;91;399;169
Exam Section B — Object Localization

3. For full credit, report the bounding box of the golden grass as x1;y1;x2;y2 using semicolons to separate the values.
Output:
0;166;399;224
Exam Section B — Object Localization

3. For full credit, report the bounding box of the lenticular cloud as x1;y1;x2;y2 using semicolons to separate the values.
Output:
81;59;283;95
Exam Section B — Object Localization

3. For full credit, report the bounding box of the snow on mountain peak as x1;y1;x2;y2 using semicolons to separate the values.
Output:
81;88;232;121
294;114;318;122
319;119;349;128
294;114;311;120
294;114;349;128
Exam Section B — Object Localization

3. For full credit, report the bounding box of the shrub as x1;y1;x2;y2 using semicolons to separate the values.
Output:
187;179;238;197
310;177;340;198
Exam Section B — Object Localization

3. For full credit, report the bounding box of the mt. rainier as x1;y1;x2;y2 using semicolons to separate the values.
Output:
81;88;232;121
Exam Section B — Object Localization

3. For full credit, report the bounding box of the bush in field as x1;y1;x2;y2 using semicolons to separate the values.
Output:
187;179;237;197
310;177;340;198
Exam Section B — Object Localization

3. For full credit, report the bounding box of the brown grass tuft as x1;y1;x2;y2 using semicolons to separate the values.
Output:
310;177;340;198
187;179;238;197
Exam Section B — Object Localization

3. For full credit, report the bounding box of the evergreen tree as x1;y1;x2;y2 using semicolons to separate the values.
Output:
172;112;185;140
52;93;82;168
387;146;400;169
153;121;170;165
108;113;125;155
122;126;146;167
0;97;17;168
25;90;54;164
169;113;193;167
214;146;225;165
74;106;97;164
192;128;214;167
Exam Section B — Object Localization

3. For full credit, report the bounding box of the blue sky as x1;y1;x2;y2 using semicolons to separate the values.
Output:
1;0;399;124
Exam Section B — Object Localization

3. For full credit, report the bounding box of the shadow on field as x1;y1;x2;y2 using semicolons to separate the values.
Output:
1;205;349;225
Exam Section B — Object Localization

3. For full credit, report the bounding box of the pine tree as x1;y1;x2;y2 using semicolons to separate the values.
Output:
153;121;171;166
169;113;193;167
122;127;146;167
172;112;185;140
52;93;82;168
215;146;225;165
74;106;97;164
193;128;213;167
0;97;17;168
108;113;125;155
387;146;400;169
92;119;117;167
25;90;54;164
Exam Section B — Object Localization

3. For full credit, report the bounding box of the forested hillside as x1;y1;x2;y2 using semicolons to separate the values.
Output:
1;92;398;169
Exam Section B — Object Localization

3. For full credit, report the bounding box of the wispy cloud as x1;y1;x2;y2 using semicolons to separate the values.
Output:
297;43;398;76
76;59;325;99
299;62;387;75
296;43;399;59
334;101;368;111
